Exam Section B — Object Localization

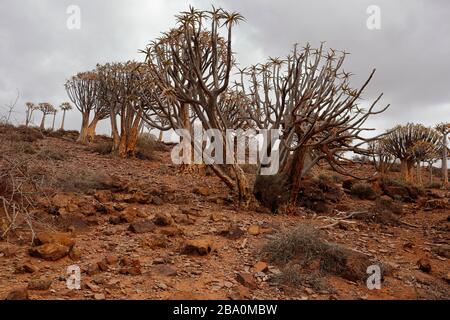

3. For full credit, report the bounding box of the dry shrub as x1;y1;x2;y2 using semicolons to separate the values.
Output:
271;264;330;292
351;182;377;200
55;169;114;193
0;124;44;143
262;225;374;282
37;147;68;161
135;133;167;160
11;141;37;155
91;141;113;155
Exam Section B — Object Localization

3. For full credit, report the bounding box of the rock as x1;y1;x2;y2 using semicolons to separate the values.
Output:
29;243;71;261
432;245;450;259
182;238;213;256
417;258;432;273
129;220;156;234
342;179;356;191
15;262;39;274
51;193;75;208
109;215;122;225
94;293;106;300
0;245;18;257
94;190;113;203
219;224;245;240
104;254;119;265
229;285;252;300
236;272;258;289
174;214;195;225
130;191;152;204
253;261;269;273
153;213;174;226
444;271;450;283
69;246;82;260
159;226;183;237
34;232;75;248
193;187;210;197
28;278;52;291
119;258;142;275
97;260;109;272
152;265;178;277
119;206;142;223
152;196;164;206
248;225;261;236
85;263;100;276
423;199;449;211
6;287;29;300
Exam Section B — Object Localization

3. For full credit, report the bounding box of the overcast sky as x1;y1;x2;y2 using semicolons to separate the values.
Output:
0;0;449;135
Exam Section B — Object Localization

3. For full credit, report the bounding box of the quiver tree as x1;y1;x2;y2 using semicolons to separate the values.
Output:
59;102;73;130
368;139;394;176
97;62;145;157
142;7;252;203
383;123;440;183
409;140;439;185
25;102;36;127
65;71;100;143
236;43;390;207
51;108;58;131
435;123;450;188
37;103;55;130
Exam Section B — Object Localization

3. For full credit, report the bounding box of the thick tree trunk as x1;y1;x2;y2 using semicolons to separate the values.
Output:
51;113;56;131
400;159;413;183
60;110;66;130
86;116;100;143
126;113;142;157
39;113;46;130
77;112;90;143
158;130;164;142
429;163;433;185
416;160;422;185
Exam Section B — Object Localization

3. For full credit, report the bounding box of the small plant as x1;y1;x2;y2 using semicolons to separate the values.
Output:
350;182;377;200
37;147;68;161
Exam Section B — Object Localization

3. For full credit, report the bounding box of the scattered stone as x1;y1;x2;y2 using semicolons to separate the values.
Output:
29;243;71;261
152;196;164;206
15;262;39;274
152;265;178;277
104;254;119;265
0;245;18;257
248;225;261;236
193;187;210;197
85;263;100;276
433;245;450;259
236;272;258;289
129;220;156;234
229;285;252;300
253;261;269;273
219;224;245;240
119;258;142;275
444;271;450;284
28;278;52;291
94;293;106;300
417;258;432;273
153;213;174;226
6;287;29;300
97;260;109;272
69;247;82;260
182;238;213;256
34;232;75;248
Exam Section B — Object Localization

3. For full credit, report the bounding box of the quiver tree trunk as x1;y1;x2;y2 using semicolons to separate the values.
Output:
86;115;100;143
39;114;46;130
60;110;66;130
400;159;414;183
77;112;90;143
416;160;423;185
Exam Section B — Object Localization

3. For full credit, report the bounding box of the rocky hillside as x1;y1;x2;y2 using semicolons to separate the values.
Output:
0;125;449;300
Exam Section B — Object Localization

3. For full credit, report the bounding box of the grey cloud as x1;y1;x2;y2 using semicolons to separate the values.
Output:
0;0;449;134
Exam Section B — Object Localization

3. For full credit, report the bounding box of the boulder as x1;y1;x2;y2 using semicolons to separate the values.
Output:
129;220;156;234
6;287;29;300
29;243;71;261
236;272;258;289
153;213;174;226
28;278;52;291
182;238;213;256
